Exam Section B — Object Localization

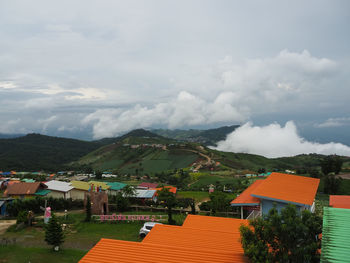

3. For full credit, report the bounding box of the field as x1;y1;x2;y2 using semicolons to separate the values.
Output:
0;210;186;262
177;191;210;202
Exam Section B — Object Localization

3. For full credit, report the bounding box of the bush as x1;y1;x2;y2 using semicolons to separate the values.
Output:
6;197;84;217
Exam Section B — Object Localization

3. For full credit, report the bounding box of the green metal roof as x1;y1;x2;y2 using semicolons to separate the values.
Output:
321;207;350;263
106;182;126;191
35;189;51;196
22;179;35;183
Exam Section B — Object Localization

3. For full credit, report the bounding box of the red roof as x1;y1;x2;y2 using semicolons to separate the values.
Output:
79;215;248;263
4;182;47;196
329;195;350;209
143;224;246;259
152;186;177;195
231;180;264;206
182;214;248;233
251;172;320;206
138;182;158;189
79;238;246;263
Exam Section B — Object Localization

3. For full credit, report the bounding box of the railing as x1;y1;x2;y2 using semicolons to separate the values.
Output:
246;209;261;220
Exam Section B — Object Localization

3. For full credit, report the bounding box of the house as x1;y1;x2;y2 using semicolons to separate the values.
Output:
79;214;248;263
106;182;127;196
231;173;320;218
44;180;74;199
0;197;14;216
321;207;350;262
137;182;158;189
70;181;110;200
4;182;49;199
70;181;90;200
329;195;350;209
230;180;264;219
134;189;157;203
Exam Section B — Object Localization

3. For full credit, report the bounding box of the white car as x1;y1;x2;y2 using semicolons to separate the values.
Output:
139;222;162;238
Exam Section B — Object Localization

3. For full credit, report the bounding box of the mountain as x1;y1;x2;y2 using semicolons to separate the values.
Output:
152;125;239;146
0;134;102;171
0;133;25;139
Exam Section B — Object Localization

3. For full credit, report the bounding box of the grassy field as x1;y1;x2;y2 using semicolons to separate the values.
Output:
0;245;86;263
0;210;187;262
177;191;210;202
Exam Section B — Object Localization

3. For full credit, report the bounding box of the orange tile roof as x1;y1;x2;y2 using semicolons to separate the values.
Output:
231;180;264;206
143;224;246;258
329;195;350;209
79;238;246;263
251;172;320;206
152;186;177;194
182;214;248;233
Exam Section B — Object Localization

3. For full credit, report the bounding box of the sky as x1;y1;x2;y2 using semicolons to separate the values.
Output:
0;0;350;157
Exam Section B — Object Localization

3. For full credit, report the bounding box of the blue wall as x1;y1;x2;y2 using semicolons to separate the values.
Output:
261;199;305;215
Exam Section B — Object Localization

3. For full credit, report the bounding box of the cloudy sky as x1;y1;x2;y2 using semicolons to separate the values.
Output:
0;1;350;157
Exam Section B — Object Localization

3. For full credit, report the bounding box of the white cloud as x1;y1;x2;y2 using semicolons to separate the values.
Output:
214;121;350;158
315;117;350;128
82;91;248;139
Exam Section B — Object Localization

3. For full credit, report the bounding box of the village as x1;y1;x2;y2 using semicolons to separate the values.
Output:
0;165;349;262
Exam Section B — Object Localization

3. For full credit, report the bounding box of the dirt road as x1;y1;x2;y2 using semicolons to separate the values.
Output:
0;220;16;235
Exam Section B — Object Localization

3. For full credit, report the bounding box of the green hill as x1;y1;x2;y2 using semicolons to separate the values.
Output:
0;134;102;171
73;130;198;174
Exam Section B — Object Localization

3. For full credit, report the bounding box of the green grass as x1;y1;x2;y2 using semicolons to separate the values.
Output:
177;191;210;202
0;245;86;263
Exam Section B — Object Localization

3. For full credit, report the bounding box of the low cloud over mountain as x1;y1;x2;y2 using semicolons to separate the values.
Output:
214;121;350;158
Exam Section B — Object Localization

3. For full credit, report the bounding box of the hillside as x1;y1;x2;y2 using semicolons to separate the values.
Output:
73;130;197;174
152;125;239;146
0;134;102;171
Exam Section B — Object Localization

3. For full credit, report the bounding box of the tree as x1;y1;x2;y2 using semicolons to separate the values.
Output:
85;195;91;222
158;188;177;225
240;205;322;263
121;185;136;198
320;155;343;175
324;174;342;194
45;213;64;251
95;170;103;180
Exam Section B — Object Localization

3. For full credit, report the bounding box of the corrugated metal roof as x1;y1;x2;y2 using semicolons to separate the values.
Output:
45;180;74;192
106;182;127;191
138;182;158;189
4;182;47;196
231;180;264;206
35;189;51;196
182;214;248;233
251;172;320;206
143;224;246;257
135;189;156;198
321;207;350;262
329;195;350;209
79;238;246;263
70;181;90;191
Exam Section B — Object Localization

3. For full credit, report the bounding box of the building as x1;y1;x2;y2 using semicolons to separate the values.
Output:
137;182;158;189
79;214;248;263
44;180;74;199
4;182;49;199
321;207;350;262
0;197;14;216
231;173;320;217
106;182;127;196
70;181;110;200
329;195;350;209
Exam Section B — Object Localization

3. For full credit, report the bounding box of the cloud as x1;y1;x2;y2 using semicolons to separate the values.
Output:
315;117;350;128
82;91;248;139
214;121;350;158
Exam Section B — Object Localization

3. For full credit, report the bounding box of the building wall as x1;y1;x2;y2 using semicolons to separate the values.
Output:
70;189;87;200
47;190;71;199
260;199;307;215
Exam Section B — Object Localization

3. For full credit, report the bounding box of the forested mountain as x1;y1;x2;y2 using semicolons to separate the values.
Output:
0;134;102;171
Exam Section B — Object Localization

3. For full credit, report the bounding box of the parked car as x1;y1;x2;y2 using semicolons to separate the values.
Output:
139;222;162;238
